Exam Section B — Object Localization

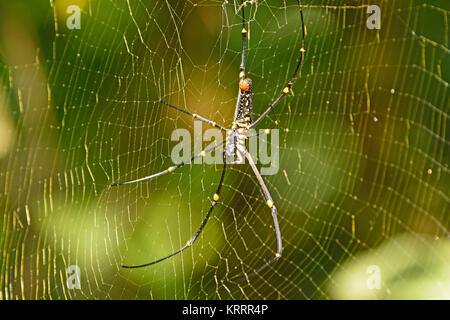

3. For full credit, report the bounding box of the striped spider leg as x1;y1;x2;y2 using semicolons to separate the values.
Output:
112;0;306;280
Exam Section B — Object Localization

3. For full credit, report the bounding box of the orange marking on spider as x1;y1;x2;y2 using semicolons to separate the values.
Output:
239;78;251;92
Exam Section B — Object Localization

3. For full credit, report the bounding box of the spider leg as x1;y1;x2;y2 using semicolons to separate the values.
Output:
246;120;280;139
111;140;225;186
250;0;306;128
160;101;226;131
227;150;282;283
239;0;247;76
122;151;227;269
231;1;248;123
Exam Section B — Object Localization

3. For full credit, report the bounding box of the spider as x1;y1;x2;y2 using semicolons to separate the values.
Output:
112;0;306;281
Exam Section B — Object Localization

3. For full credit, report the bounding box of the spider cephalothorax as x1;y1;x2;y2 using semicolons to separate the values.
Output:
112;0;306;282
239;77;252;91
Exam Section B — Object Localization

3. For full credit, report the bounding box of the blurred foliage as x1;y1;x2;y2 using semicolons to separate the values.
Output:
330;234;450;299
0;0;448;299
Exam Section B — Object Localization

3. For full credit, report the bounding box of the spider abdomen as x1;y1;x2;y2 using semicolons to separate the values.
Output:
236;78;253;122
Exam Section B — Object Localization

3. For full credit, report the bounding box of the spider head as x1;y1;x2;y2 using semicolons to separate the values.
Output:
239;78;252;92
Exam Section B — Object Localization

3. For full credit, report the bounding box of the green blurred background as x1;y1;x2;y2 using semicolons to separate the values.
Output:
0;0;448;299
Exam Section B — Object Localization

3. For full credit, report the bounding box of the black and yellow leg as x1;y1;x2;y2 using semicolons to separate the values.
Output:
160;101;226;131
122;151;227;269
250;0;306;129
111;141;224;186
227;151;282;283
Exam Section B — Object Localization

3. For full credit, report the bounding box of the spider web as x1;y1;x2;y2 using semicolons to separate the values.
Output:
0;0;449;300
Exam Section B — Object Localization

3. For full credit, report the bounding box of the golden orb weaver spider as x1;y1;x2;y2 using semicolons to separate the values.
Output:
112;0;306;282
